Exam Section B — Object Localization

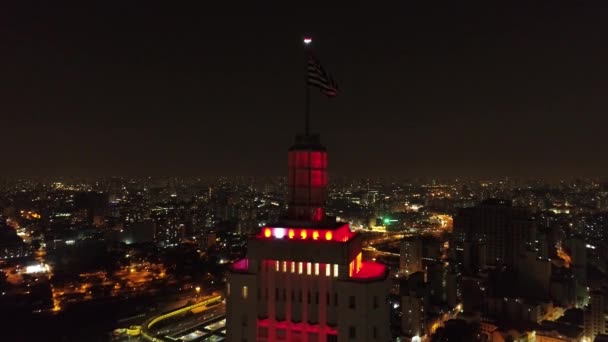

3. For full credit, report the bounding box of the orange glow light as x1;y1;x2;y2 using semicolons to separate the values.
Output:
325;231;332;241
264;228;272;238
288;229;295;239
300;230;307;239
312;231;319;240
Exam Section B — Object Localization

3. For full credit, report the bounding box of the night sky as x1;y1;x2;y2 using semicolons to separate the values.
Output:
2;2;608;178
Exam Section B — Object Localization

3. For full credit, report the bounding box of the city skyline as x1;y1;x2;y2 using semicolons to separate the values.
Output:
3;3;608;341
2;3;608;178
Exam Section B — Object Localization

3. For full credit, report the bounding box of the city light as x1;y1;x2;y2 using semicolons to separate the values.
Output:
273;228;286;239
303;37;312;45
25;264;50;274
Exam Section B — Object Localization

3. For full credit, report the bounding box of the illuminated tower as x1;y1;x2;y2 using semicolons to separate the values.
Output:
226;134;390;342
287;134;328;222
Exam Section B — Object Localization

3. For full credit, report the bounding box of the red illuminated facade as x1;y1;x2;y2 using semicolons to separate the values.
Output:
287;135;328;222
227;134;389;342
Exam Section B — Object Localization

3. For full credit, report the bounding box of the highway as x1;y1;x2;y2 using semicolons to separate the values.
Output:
139;295;224;342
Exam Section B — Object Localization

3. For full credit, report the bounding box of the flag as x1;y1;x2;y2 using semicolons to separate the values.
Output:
307;55;338;97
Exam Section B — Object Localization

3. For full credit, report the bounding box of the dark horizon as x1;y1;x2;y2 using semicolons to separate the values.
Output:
2;2;608;178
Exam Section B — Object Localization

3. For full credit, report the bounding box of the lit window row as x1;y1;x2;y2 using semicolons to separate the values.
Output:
263;227;334;241
271;260;339;277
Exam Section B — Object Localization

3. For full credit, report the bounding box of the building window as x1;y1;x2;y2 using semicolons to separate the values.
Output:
291;290;295;301
349;296;356;309
242;286;248;299
349;326;356;338
277;329;286;339
334;293;338;306
307;291;311;304
326;264;331;277
298;262;303;274
307;262;312;275
282;261;287;272
275;288;279;300
373;296;378;309
333;264;339;277
326;292;330;305
314;263;319;276
275;260;279;272
315;292;319;304
283;289;287;301
291;261;295;273
373;326;377;338
227;282;230;296
299;290;302;303
327;335;338;342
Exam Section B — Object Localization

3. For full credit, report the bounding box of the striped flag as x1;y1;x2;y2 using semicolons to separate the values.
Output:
307;55;338;97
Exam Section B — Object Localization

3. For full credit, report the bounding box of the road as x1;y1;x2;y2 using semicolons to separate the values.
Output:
137;295;224;342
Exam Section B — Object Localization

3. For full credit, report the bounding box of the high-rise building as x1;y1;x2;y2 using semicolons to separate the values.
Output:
400;272;427;338
226;134;390;342
453;199;536;267
585;291;606;339
400;237;422;276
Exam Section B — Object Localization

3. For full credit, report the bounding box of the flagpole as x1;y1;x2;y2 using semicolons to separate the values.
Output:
304;37;312;137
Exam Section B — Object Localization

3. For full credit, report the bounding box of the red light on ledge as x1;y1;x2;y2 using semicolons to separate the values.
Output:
350;261;386;280
231;258;249;272
258;224;355;242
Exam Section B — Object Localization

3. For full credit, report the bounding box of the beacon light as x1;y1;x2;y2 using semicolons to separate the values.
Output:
264;228;272;238
312;231;319;240
288;229;295;239
325;231;333;241
273;228;286;239
303;37;312;45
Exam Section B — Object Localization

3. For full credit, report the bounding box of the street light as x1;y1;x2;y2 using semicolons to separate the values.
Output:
195;286;201;297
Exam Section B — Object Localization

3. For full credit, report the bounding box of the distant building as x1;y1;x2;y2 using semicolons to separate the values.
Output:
0;227;30;260
566;237;587;284
120;222;156;244
585;291;606;339
73;191;109;226
400;237;423;276
453;199;536;267
515;250;552;299
156;210;186;247
463;240;486;274
400;272;427;337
